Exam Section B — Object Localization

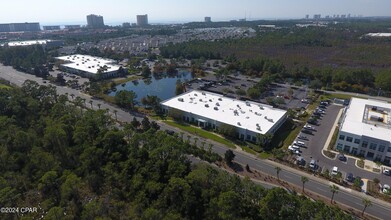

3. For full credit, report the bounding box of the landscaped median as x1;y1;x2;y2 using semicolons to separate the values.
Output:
163;120;236;149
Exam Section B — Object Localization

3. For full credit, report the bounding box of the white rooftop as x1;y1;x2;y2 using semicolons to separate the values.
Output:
341;98;391;143
366;33;391;37
162;90;287;135
56;54;121;75
6;40;52;47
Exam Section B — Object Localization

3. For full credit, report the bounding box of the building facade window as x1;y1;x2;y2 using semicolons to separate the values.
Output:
346;136;353;142
359;149;366;156
362;141;368;148
375;154;382;161
339;135;345;140
354;139;360;144
369;143;377;150
388;147;391;153
378;145;385;152
336;143;343;151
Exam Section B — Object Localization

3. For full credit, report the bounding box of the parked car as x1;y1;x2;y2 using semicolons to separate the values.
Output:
331;166;339;176
309;159;317;169
346;173;354;182
293;140;306;147
297;157;305;166
303;124;314;130
288;145;300;155
338;154;347;161
297;135;308;141
301;129;313;135
383;169;391;176
165;130;175;135
383;184;390;193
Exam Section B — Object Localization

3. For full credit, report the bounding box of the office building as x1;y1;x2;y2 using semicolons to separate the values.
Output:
137;14;148;26
43;25;61;31
122;22;131;28
56;54;121;79
204;17;212;22
161;90;287;142
86;14;105;28
335;98;391;164
64;25;81;29
0;22;40;32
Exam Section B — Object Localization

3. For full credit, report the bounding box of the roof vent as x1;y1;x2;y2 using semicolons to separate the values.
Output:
205;104;209;108
218;98;222;101
214;107;218;110
202;92;206;95
216;102;220;106
178;98;184;102
246;101;251;106
237;122;241;126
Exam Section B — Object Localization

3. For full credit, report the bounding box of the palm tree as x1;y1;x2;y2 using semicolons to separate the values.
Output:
275;166;282;181
113;110;118;121
194;137;199;146
330;184;339;203
201;141;206;150
89;100;93;109
301;176;309;193
97;103;101;109
208;143;213;153
361;198;372;216
180;132;184;141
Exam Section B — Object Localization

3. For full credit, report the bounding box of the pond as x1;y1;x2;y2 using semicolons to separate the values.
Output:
108;71;194;103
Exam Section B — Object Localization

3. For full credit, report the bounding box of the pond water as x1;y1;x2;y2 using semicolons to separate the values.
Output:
109;71;193;102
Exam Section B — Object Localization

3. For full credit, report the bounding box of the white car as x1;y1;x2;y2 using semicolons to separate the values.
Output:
331;166;339;176
288;145;300;155
293;140;306;147
383;169;390;176
383;184;390;193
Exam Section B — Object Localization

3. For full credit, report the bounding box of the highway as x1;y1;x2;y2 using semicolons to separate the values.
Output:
1;64;391;219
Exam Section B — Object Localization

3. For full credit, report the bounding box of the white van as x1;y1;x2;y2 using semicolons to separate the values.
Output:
331;166;339;175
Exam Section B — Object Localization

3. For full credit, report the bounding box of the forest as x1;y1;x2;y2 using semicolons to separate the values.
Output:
0;81;353;219
160;24;391;95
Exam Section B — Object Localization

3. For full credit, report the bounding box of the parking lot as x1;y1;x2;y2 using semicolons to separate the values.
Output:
187;75;308;109
289;102;391;187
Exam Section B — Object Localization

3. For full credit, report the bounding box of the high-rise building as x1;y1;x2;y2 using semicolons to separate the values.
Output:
86;14;105;28
204;17;211;22
122;22;131;28
305;15;309;19
313;14;321;19
0;22;40;32
136;14;148;26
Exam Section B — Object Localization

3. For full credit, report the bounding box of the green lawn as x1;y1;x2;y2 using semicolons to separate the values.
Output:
164;120;236;148
259;152;271;159
0;84;11;89
322;93;362;100
241;146;257;155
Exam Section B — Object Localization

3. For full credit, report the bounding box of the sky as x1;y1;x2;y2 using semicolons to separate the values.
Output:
1;0;391;25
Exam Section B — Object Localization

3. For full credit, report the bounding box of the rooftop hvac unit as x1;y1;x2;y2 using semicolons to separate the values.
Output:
246;101;251;106
214;107;218;110
218;98;222;101
209;99;212;102
205;104;209;108
202;92;206;95
237;122;241;126
216;102;220;106
178;98;184;102
194;94;198;96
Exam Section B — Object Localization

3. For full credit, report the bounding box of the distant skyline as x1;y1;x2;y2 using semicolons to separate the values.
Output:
1;0;391;25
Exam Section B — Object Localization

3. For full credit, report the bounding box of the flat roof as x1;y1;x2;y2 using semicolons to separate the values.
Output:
366;33;391;37
56;54;121;75
161;90;287;135
340;98;391;142
6;40;52;47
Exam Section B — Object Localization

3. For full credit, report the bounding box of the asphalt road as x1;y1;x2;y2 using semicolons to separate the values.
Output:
1;64;391;219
